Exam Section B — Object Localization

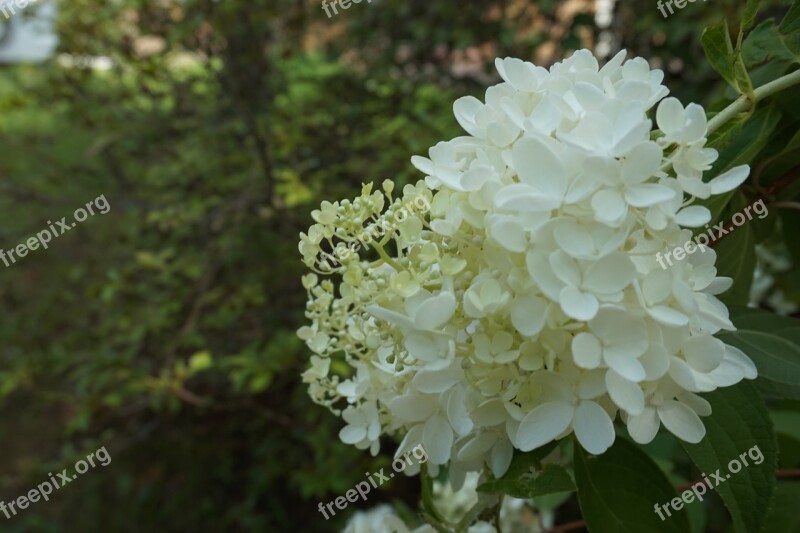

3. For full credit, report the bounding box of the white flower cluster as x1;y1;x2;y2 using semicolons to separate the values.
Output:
299;49;757;487
342;503;496;533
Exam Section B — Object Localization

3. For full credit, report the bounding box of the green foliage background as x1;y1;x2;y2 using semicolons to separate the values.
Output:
0;0;797;531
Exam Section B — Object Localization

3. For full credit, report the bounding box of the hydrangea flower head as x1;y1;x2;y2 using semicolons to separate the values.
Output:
299;49;757;484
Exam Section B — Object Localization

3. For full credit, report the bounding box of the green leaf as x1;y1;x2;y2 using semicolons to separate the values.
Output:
527;464;576;497
703;21;738;88
702;20;754;98
743;20;799;66
477;442;566;498
760;129;800;187
699;104;782;222
740;0;762;35
779;1;800;57
782;210;800;265
727;306;800;331
763;482;800;533
779;0;800;36
478;463;575;499
188;351;214;374
770;411;800;442
574;437;689;533
713;194;757;306
420;467;449;529
718;308;800;399
708;103;782;176
681;381;777;533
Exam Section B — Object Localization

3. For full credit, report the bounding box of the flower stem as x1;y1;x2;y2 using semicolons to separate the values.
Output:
707;69;800;134
371;241;404;271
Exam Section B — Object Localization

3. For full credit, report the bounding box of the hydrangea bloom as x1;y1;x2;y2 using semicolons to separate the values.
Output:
298;49;757;485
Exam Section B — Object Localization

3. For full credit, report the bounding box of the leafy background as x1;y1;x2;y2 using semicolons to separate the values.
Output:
0;0;797;531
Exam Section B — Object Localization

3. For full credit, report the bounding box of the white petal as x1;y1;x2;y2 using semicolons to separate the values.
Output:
494;183;561;212
675;206;712;227
412;366;461;394
603;349;646;383
424;414;454;464
658;400;706;443
527;251;563;301
549;249;581;287
453;96;485;137
622;141;662;183
612;114;652;157
627;407;660;444
490;440;514;477
605;370;645;415
489;216;528;252
339;425;367;444
677;392;712;416
624;184;676;208
496;57;541;92
366;304;415;329
577;369;608;399
682;335;725;373
411;155;436;176
554;221;595;257
462;165;495;191
647;305;690;327
705;277;733;295
642;268;672;304
395;425;425;460
683;104;708;142
516;401;575;452
447;387;474;436
678;175;711;199
573;401;615;454
559;286;599;321
724;344;758;379
572;332;602;369
584;253;636;294
390;395;436;422
511;295;548;337
414;292;457;329
708;165;750;194
641;344;671;380
488;122;520;147
668;356;718;392
707;358;746;387
513;136;568;199
656;97;685;134
572;82;606;112
592;189;627;224
457;433;497;461
471;399;508;427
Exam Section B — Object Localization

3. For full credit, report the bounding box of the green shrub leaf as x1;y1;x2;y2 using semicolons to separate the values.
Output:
681;381;777;533
574;438;689;533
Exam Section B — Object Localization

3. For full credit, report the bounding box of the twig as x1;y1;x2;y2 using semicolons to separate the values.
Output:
707;69;800;135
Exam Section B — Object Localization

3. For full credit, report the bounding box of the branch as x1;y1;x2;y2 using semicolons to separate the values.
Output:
707;69;800;135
